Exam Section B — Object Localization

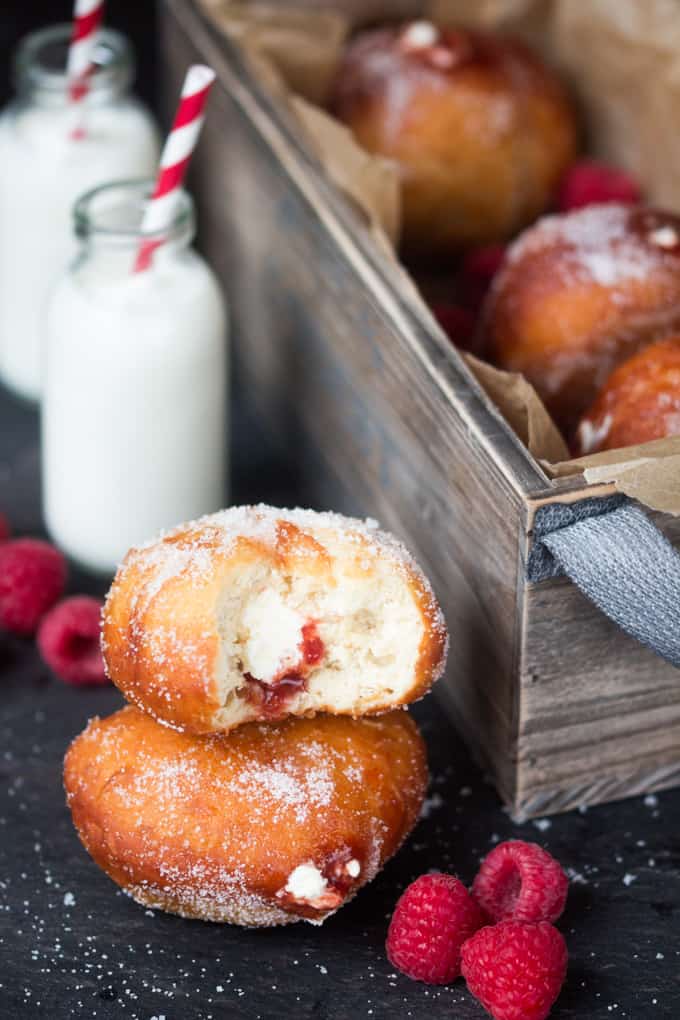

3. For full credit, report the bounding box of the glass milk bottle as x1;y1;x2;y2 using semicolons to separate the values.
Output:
42;180;228;573
0;25;159;402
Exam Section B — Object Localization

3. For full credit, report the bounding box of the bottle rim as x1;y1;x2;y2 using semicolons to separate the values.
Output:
13;24;134;98
74;179;194;245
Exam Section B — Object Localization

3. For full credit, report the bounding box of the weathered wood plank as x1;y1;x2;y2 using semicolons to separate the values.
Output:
518;545;680;816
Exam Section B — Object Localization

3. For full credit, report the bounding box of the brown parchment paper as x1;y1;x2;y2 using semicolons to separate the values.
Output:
465;356;569;464
199;0;680;514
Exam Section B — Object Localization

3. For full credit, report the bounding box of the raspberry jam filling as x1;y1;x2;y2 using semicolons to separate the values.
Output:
244;621;325;718
277;847;362;913
301;621;324;666
323;847;361;897
243;671;306;715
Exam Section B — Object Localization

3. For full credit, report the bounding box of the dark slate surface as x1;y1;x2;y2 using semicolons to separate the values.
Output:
1;389;680;1020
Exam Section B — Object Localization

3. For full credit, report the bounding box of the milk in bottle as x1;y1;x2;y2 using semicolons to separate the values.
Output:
0;25;159;401
42;180;228;573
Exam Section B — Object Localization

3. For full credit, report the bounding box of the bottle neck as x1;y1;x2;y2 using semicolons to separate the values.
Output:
14;25;134;109
73;181;196;276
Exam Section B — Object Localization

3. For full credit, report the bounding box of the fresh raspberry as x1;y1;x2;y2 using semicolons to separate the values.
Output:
386;873;487;984
37;596;107;686
461;920;568;1020
557;160;642;212
431;302;477;350
472;840;568;924
459;244;507;312
0;539;66;635
0;514;10;542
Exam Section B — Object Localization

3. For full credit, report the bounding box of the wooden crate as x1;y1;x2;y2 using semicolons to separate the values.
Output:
160;0;680;820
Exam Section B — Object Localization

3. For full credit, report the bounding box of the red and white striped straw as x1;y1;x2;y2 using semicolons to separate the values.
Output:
133;65;216;273
67;0;105;129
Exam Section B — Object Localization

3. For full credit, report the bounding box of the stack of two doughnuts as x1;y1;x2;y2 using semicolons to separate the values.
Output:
64;505;448;927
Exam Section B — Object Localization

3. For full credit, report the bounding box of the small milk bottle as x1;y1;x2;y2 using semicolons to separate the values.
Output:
0;25;159;402
42;180;228;573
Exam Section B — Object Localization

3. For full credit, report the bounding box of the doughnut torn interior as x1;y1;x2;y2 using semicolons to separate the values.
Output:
103;506;448;734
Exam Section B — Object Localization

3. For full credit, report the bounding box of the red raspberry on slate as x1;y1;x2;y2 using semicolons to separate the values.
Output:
386;873;487;984
472;840;568;924
0;538;66;635
557;160;642;212
37;596;107;686
459;243;507;312
431;302;477;351
0;514;10;542
461;920;568;1020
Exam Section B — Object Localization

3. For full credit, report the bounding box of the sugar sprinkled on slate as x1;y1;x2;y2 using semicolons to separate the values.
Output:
2;665;679;1017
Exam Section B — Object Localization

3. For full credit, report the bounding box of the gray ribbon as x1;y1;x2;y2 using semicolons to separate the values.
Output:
527;495;680;667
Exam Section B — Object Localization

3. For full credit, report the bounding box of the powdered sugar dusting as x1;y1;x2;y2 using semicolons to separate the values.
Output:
232;755;334;826
505;203;667;289
126;874;293;927
107;504;448;674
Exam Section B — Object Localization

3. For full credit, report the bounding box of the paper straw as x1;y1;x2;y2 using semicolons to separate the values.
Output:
67;0;105;138
133;65;216;273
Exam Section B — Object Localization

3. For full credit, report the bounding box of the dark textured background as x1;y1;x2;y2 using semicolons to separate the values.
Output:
1;3;680;1019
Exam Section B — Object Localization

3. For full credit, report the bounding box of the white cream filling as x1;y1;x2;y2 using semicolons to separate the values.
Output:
346;859;361;878
649;225;679;249
241;589;305;682
401;20;439;49
285;862;328;902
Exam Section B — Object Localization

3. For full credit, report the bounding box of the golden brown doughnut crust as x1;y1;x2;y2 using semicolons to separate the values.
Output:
64;706;428;926
331;23;577;255
574;334;680;455
484;205;680;437
102;505;448;735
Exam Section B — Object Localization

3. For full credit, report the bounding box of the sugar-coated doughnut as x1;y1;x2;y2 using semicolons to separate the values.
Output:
102;505;448;735
574;335;680;455
63;706;427;926
331;20;577;256
484;204;680;437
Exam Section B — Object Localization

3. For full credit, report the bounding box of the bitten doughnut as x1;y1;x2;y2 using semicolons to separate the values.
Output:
331;20;576;256
575;335;680;455
63;706;427;926
102;505;447;734
484;204;680;436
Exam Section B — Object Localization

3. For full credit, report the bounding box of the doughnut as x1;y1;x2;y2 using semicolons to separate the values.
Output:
330;20;577;256
102;505;448;735
574;335;680;455
63;705;427;926
484;204;680;437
